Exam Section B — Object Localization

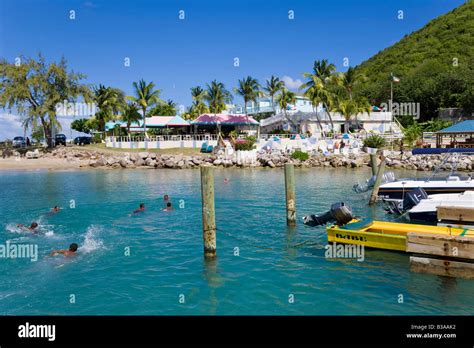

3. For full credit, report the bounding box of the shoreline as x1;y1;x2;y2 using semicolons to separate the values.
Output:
0;146;472;172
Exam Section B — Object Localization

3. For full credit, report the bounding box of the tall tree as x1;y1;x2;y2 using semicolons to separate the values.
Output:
333;96;371;132
275;88;297;131
121;102;142;136
128;79;161;137
190;86;209;116
234;76;260;129
263;76;284;113
93;84;125;133
0;54;91;147
149;99;177;116
301;59;337;130
339;67;367;101
204;80;232;114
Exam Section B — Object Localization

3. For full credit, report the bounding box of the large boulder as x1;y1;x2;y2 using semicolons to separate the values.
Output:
165;160;175;168
138;152;149;160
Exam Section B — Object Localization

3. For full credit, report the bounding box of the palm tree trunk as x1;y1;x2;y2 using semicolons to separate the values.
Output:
312;106;324;136
324;103;335;131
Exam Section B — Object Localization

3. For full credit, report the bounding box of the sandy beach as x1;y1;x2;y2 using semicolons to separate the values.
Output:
0;157;88;171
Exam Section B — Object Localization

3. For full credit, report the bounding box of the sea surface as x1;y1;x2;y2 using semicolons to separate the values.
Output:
0;167;472;315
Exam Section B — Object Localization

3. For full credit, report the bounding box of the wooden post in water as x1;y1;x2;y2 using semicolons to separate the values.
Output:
370;154;378;176
285;163;296;226
369;156;386;205
200;166;216;258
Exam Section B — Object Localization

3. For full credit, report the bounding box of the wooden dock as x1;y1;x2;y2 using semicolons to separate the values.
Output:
407;206;474;279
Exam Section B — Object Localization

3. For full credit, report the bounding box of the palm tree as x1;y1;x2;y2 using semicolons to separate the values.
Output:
276;88;297;132
340;67;367;101
204;80;232;114
190;86;209;116
333;96;371;133
234;76;261;129
234;76;260;113
301;59;337;130
128;79;161;138
150;99;177;116
263;76;284;113
93;84;125;133
300;75;326;133
121;102;142;138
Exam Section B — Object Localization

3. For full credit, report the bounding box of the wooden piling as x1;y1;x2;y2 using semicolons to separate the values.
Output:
410;256;474;279
284;163;296;226
200;166;216;258
369;154;378;176
369;156;386;205
407;233;474;279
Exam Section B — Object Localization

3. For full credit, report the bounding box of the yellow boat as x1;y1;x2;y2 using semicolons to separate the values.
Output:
326;220;474;252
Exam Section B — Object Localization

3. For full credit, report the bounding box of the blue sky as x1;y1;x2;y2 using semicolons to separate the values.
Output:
0;0;467;139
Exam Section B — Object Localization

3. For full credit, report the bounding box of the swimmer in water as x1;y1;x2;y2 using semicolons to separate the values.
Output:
17;222;38;232
51;206;60;213
224;178;229;184
50;243;78;257
162;202;173;211
163;194;170;203
133;203;145;214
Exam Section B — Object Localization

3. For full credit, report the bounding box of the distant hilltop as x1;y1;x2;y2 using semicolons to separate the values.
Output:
355;0;474;118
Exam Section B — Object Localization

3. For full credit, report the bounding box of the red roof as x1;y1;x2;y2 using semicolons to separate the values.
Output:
191;114;259;125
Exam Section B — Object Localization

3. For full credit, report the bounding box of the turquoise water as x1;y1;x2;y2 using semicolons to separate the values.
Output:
0;168;472;315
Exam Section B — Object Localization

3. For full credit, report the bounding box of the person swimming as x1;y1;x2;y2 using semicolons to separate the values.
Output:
51;206;60;213
224;178;230;184
133;203;145;214
50;243;78;257
163;194;170;203
162;202;173;211
17;222;38;232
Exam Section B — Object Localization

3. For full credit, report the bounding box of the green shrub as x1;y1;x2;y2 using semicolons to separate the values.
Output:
92;133;102;143
291;150;309;161
235;136;256;151
363;134;386;149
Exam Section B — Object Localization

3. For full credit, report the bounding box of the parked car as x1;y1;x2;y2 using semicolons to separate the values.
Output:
73;136;92;145
12;136;26;148
55;134;67;146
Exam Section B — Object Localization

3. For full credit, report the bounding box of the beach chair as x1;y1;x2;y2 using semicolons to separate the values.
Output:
26;149;39;159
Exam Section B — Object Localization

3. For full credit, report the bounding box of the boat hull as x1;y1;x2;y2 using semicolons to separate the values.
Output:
378;187;474;200
327;220;474;252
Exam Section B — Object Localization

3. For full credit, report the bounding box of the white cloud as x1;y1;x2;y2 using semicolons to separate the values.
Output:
0;113;85;141
281;75;303;90
0;113;24;140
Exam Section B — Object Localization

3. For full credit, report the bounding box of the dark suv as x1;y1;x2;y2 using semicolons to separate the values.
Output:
73;136;92;145
55;134;67;146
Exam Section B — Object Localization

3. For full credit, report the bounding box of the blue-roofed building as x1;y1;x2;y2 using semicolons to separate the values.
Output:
436;120;474;148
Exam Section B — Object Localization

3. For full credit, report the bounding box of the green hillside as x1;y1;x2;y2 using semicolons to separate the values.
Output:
355;0;474;120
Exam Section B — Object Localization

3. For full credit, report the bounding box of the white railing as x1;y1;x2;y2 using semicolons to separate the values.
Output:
107;134;218;143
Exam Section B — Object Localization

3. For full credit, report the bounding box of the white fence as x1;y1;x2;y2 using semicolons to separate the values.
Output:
106;134;218;150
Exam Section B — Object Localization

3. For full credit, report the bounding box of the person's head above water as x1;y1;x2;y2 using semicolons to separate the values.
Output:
140;203;145;209
163;194;169;201
30;222;38;229
69;243;78;252
167;202;172;208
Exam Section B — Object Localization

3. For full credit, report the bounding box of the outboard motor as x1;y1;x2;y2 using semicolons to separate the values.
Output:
401;187;428;212
303;202;354;227
353;171;396;193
